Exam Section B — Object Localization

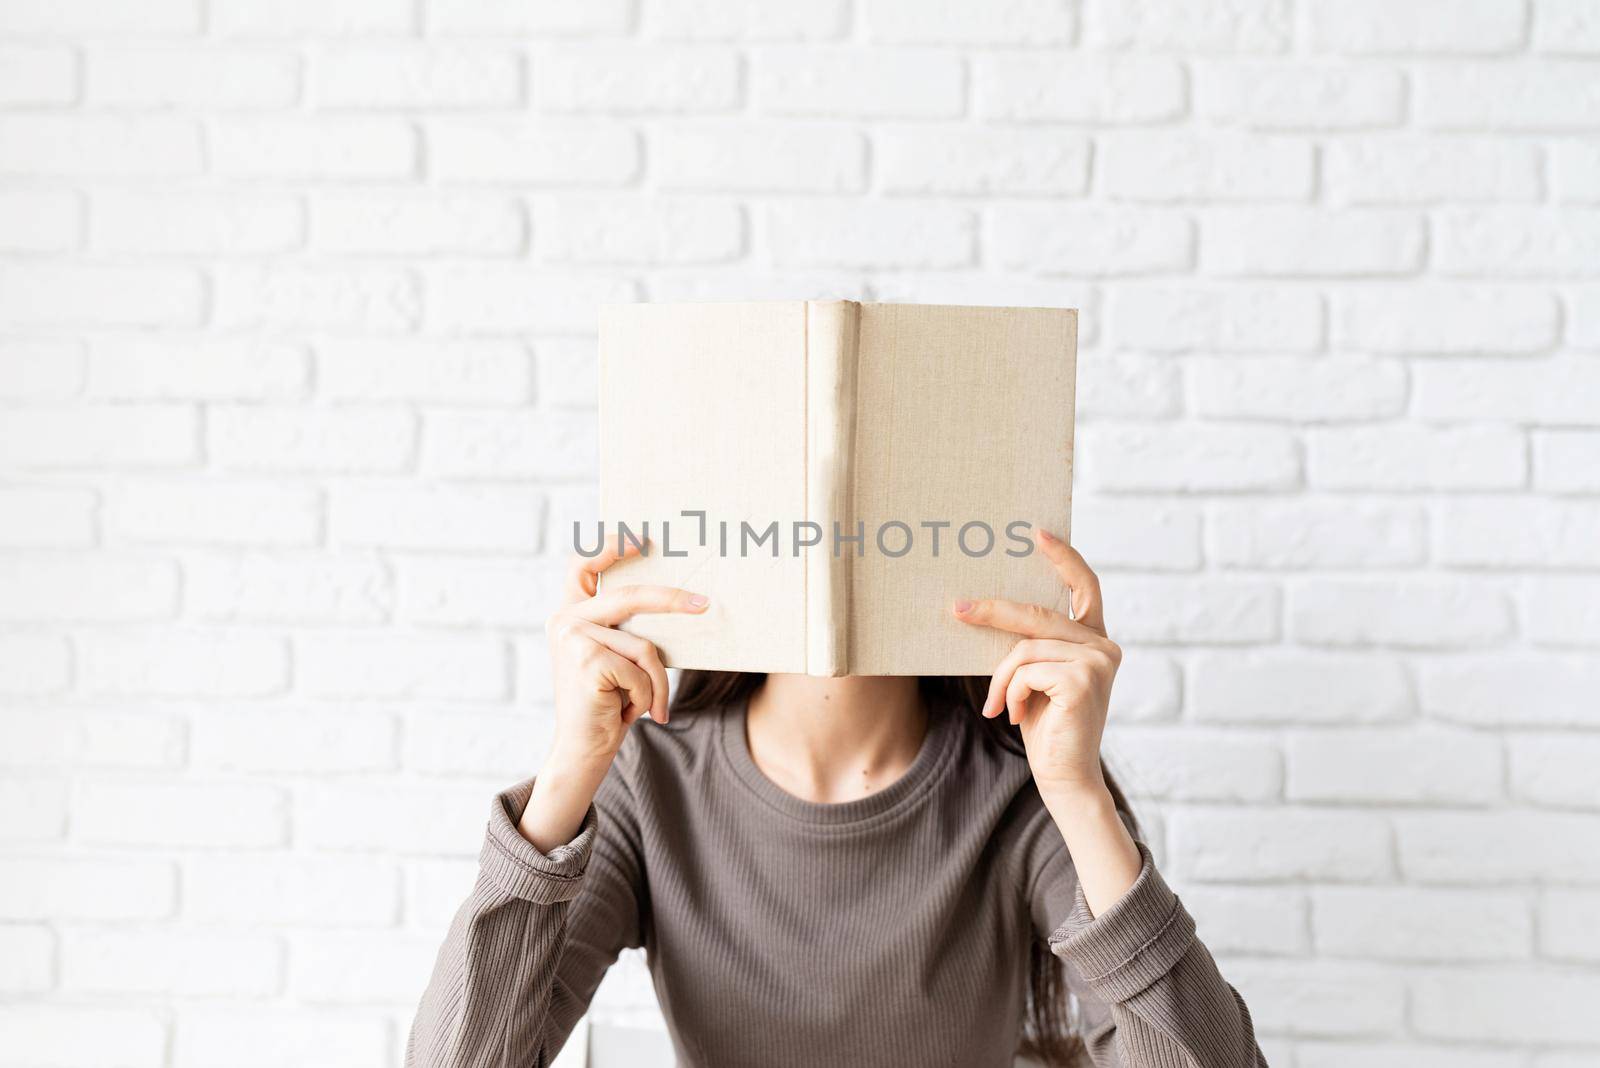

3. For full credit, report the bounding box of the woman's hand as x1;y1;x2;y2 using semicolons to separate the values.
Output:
520;541;707;852
953;528;1120;798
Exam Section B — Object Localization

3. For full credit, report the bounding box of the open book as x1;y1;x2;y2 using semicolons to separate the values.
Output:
595;300;1077;677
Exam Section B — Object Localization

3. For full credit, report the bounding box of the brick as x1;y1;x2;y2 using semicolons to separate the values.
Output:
534;339;597;408
0;1007;166;1068
1336;285;1560;353
1107;652;1183;723
0;554;176;622
1572;285;1600;347
1533;430;1600;491
406;858;477;926
1226;961;1405;1037
976;54;1185;122
1201;208;1424;276
396;556;561;627
1105;727;1282;801
1509;734;1600;807
191;708;395;773
1420;653;1598;728
0;0;198;35
0;116;200;176
87;46;300;108
1099;576;1279;643
991;206;1193;275
1417;63;1600;130
1437;208;1600;277
1542;889;1600;960
1313;887;1531;961
315;45;519;108
1307;0;1526;53
1189;356;1407;421
1414;969;1600;1043
1435;498;1600;567
1399;811;1600;883
654;120;865;192
0;926;52;993
1553;141;1600;201
1306;426;1526;491
1077;354;1182;418
62;929;281;996
1177;885;1308;954
1289;580;1512;648
862;0;1073;42
186;551;392;623
534;44;739;113
428;120;638;184
175;1008;389;1068
78;631;289;697
0;404;193;479
0;486;96;548
0;188;80;253
319;338;529;403
210;406;415;473
74;779;288;847
0;264;204;327
0;634;72;695
296;633;507;701
88;337;308;401
535;196;743;264
768;200;974;269
296;780;493;853
1327;137;1544;204
312;191;524;255
107;481;320;546
1100;132;1314;202
403;709;550;777
329;482;543;551
1522;575;1600;647
214;265;420;332
1171;808;1393;882
1087;0;1291;51
1196;63;1405;128
426;0;631;34
0;858;175;920
1288;727;1502;805
212;0;413;35
0;338;82;399
0;776;65;841
1535;0;1600;52
0;45;75;104
1111;286;1323;349
92;190;304;255
422;410;594;479
1208;500;1423;570
1072;497;1201;571
212;118;415;179
1415;358;1600;424
426;268;634;332
877;127;1090;196
185;855;400;927
77;711;185;769
1079;424;1299;492
291;932;438;1003
754;47;962;119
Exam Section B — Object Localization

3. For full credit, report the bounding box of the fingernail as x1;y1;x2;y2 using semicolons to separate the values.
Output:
688;594;709;609
954;599;974;614
1037;528;1057;543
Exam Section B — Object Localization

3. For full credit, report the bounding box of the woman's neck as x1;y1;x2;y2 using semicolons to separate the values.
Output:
744;673;927;805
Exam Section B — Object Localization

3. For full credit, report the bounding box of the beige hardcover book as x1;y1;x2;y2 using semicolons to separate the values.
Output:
596;300;1076;677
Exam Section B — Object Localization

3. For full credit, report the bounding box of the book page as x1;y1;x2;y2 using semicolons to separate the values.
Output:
597;301;808;673
848;303;1077;676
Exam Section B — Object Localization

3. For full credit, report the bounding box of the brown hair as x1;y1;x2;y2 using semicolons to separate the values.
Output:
671;669;1137;1068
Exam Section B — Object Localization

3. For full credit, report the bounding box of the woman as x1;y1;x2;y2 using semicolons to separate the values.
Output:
408;530;1264;1067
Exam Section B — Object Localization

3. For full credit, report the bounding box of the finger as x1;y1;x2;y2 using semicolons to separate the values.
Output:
1034;529;1107;636
591;643;654;725
563;537;648;606
982;638;1081;719
574;620;672;724
953;597;1105;644
570;584;709;628
1005;662;1060;726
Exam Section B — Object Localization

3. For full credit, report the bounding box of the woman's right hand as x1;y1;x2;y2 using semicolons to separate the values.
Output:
520;542;707;852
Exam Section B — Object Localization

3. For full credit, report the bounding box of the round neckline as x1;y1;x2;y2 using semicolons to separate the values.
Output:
717;692;962;828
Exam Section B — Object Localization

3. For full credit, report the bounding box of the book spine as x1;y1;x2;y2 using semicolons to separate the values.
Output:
804;300;859;677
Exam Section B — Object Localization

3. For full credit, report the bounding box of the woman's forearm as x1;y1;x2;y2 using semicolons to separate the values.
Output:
1038;783;1142;916
519;748;610;853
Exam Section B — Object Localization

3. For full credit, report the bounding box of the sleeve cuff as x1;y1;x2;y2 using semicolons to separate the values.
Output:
1048;840;1197;1003
478;778;598;905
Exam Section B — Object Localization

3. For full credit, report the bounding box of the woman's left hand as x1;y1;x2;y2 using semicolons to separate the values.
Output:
953;528;1121;800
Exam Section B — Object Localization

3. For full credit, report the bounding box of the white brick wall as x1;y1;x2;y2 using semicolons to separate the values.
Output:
0;1;1596;1065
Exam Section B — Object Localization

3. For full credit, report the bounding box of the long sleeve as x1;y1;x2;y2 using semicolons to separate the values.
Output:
406;774;647;1068
1034;838;1265;1068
